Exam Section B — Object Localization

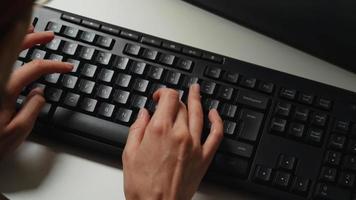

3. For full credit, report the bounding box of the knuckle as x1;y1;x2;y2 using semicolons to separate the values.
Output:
31;59;45;67
148;120;168;134
122;149;131;163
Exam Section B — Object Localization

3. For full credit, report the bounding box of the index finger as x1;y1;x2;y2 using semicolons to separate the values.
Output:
151;88;180;125
6;60;73;98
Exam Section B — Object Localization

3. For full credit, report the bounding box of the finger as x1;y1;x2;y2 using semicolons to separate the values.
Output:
6;60;73;98
173;102;189;132
187;84;204;143
151;88;180;125
27;25;35;33
202;109;224;161
21;31;55;50
126;108;150;150
4;89;45;141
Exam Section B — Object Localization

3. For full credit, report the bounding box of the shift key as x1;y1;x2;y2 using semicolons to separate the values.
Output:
238;109;264;142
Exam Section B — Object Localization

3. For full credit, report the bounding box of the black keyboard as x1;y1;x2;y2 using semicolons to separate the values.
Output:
16;6;356;200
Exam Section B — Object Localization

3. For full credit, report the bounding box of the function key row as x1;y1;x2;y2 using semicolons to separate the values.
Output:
280;87;333;111
46;22;115;50
204;66;275;95
60;14;224;63
124;43;194;72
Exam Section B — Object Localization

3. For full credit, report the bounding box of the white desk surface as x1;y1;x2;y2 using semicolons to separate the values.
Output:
2;0;356;199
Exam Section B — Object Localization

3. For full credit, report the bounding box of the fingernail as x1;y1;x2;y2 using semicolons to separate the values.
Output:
138;108;146;118
65;62;75;69
190;83;200;91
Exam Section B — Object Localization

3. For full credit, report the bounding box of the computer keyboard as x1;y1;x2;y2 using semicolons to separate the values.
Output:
15;6;356;200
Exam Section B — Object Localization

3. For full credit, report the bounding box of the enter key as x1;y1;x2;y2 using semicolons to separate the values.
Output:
238;109;264;142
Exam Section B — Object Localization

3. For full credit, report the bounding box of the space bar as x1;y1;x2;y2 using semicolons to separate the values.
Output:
52;107;129;147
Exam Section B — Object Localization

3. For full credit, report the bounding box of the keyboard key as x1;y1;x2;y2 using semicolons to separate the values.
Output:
294;107;309;122
62;42;78;55
347;140;356;154
45;73;60;84
204;99;220;111
343;155;356;171
274;102;292;117
53;107;129;146
81;63;97;78
131;95;147;108
149;84;167;95
115;73;132;88
141;48;158;61
200;80;216;95
45;87;63;103
46;22;62;33
113;89;130;105
273;171;291;189
98;103;115;118
101;25;120;35
113;56;129;70
306;128;324;145
124;43;141;56
311;112;328;127
162;42;182;52
221;104;238;118
219;138;253;158
223;120;237;136
176;59;193;71
338;172;355;188
46;37;61;50
79;46;95;60
253;165;273;183
95;51;112;65
13;60;23;69
63;92;80;107
328;134;346;150
270;118;287;133
183;76;199;88
240;77;256;88
81;97;98;112
298;93;314;105
333;120;350;134
96;85;112;99
78;79;95;94
320;167;337;182
212;153;250;178
277;155;297;171
19;49;29;59
222;71;239;84
238;109;264;142
165;71;181;85
314;183;351;200
98;68;114;83
120;30;140;41
148;66;164;80
130;61;146;75
280;88;297;100
182;47;202;57
116;108;133;123
61;14;81;24
324;151;342;166
96;36;114;49
49;54;63;62
159;54;175;66
236;90;269;110
205;66;222;79
63;26;79;38
287;123;305;138
61;74;78;89
316;97;332;110
80;31;96;43
133;79;149;93
31;49;46;60
258;81;274;94
202;52;223;63
291;177;310;196
81;20;100;29
141;36;162;46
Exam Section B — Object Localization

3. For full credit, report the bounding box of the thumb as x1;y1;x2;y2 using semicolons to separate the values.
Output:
125;108;150;150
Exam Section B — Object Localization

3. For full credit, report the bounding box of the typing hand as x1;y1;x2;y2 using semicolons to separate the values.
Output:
123;85;224;200
0;27;73;159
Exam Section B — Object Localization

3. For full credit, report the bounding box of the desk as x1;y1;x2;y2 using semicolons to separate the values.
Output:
2;0;356;199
